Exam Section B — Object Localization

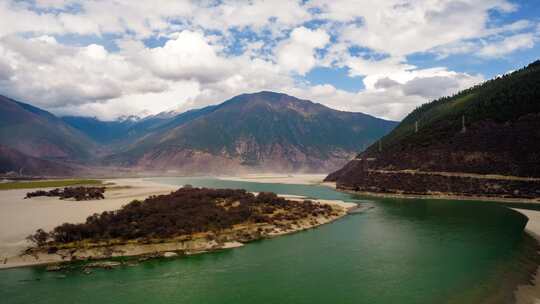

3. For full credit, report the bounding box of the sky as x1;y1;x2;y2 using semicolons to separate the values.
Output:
0;0;538;121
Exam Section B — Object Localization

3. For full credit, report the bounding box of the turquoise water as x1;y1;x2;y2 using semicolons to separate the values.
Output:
0;177;537;304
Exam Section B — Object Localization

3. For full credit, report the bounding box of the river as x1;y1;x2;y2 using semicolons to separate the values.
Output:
0;177;537;304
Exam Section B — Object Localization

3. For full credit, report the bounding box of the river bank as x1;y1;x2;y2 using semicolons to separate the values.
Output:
0;178;356;270
221;174;540;204
338;189;540;204
218;174;328;185
327;165;540;201
513;209;540;304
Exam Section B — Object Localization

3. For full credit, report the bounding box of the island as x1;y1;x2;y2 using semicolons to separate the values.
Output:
9;185;356;269
25;186;106;201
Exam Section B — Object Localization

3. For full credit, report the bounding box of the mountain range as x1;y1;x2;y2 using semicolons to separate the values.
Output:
0;91;397;176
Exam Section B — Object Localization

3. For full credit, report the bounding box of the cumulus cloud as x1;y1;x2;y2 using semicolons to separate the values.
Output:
0;35;168;109
277;27;330;75
142;31;234;83
0;0;537;120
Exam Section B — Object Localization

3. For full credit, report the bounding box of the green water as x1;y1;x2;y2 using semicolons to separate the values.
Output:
0;177;537;304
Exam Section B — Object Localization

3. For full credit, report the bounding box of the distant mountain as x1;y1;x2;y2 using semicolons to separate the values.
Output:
105;91;397;173
61;107;220;146
61;116;138;144
0;145;74;176
0;95;95;160
326;60;540;199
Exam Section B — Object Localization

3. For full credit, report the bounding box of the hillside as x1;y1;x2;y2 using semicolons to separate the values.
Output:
0;145;74;176
0;95;95;160
326;60;540;199
105;91;397;173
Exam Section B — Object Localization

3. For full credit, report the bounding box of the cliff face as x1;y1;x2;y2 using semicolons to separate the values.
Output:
327;60;540;199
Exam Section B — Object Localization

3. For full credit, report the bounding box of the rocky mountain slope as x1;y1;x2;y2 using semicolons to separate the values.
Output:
104;91;397;173
0;95;95;160
326;60;540;199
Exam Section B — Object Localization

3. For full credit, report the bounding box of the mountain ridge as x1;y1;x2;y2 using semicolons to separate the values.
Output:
326;60;540;199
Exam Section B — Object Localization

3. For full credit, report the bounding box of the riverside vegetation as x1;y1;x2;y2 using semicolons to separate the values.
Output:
23;186;347;265
24;186;106;201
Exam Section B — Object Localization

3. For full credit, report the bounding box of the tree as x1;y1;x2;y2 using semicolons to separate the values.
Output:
27;229;49;246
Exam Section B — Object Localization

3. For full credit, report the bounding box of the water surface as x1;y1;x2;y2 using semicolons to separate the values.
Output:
0;177;536;304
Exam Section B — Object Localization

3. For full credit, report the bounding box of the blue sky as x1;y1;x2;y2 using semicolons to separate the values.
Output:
0;0;538;120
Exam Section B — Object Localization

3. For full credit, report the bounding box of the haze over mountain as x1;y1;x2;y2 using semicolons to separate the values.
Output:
327;60;540;196
0;91;397;175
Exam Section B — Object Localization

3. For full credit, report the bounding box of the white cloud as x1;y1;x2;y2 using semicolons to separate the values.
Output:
290;69;482;120
479;33;536;57
334;0;518;56
33;0;77;9
0;1;64;37
276;27;330;75
142;30;234;83
0;35;167;109
0;0;536;121
192;1;310;32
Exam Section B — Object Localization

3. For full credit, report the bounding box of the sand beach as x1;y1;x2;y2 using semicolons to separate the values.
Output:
0;178;178;259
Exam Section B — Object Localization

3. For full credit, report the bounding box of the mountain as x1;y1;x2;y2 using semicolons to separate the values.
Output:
0;91;396;175
326;60;540;199
60;116;138;144
62;107;218;146
0;95;95;160
0;145;74;176
105;91;397;173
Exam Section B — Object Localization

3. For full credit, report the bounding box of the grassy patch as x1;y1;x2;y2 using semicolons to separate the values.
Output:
0;179;103;190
